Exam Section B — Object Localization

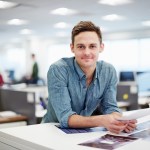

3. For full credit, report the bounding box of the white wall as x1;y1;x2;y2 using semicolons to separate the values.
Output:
0;36;150;83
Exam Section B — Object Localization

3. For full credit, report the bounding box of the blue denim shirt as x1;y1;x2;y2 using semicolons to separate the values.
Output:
42;57;121;127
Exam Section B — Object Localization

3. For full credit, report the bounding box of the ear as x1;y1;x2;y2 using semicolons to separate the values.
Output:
70;43;74;53
99;43;104;53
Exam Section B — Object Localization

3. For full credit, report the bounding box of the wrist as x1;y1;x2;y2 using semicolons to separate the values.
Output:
95;115;106;127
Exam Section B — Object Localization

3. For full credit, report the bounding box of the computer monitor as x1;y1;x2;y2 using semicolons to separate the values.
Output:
136;71;150;94
119;71;136;82
0;88;36;125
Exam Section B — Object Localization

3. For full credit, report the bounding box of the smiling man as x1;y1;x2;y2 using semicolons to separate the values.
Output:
42;21;136;134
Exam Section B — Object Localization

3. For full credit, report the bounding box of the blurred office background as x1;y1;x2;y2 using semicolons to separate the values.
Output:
0;0;150;127
0;0;150;82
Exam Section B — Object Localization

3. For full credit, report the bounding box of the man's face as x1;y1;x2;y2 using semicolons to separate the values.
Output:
70;31;104;69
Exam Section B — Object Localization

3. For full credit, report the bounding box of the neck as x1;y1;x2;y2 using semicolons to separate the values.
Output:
81;66;96;87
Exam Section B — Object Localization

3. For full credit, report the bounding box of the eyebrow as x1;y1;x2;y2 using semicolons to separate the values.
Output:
76;43;97;46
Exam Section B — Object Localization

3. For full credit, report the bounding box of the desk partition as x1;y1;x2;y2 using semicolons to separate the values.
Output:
0;88;36;125
117;83;139;110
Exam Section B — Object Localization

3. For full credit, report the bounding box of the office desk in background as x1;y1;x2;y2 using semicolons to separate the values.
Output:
117;101;130;111
0;88;37;125
0;113;150;150
0;114;27;129
138;94;150;109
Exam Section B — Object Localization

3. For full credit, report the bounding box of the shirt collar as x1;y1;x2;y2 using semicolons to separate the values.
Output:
95;63;98;79
74;58;98;81
74;58;85;80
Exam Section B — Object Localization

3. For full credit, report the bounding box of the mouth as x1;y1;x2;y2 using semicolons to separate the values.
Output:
83;57;92;59
81;58;93;62
81;57;92;60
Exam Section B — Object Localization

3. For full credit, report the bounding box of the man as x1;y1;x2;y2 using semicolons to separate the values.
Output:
30;54;39;84
24;54;39;84
42;21;136;134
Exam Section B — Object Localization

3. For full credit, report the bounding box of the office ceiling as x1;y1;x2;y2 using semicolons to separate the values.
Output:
0;0;150;42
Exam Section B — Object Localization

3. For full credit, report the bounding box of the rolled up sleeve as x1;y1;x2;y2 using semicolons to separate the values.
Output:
47;64;76;128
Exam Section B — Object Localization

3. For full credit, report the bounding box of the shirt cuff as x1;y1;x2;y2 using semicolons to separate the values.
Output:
60;111;76;128
104;107;122;115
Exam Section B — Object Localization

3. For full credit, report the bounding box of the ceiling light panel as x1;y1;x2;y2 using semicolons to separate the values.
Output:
0;0;18;9
50;7;77;15
98;0;133;6
102;14;125;21
142;20;150;26
7;19;28;25
20;29;32;35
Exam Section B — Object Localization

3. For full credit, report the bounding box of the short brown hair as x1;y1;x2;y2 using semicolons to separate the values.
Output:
71;21;102;44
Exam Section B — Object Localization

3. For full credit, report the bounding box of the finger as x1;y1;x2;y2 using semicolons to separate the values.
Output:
124;123;136;132
124;128;131;133
110;124;126;133
124;126;135;133
109;128;122;134
128;119;137;123
128;122;137;129
117;120;129;124
114;120;128;126
125;126;133;132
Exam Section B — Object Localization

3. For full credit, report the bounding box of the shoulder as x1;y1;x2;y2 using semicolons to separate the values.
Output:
50;57;74;70
97;60;116;73
48;57;74;76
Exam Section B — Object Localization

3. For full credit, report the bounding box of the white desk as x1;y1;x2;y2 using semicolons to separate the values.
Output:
0;115;27;129
117;101;130;111
1;115;150;150
138;91;150;107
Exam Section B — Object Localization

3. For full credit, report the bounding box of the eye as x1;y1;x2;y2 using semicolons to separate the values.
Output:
90;44;97;49
77;45;85;49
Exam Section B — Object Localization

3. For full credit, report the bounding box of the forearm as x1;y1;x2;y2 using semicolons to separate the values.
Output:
68;113;127;134
68;112;122;129
68;114;106;128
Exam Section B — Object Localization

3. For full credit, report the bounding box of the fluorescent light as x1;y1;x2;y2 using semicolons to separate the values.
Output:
98;0;133;6
7;19;28;25
50;8;77;15
142;20;150;26
0;0;18;9
20;29;32;35
54;22;70;29
102;14;125;21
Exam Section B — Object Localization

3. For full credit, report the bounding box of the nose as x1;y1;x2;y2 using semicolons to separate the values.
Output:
84;47;90;56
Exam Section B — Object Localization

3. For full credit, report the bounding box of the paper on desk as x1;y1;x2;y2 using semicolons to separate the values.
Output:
118;108;150;121
0;111;17;117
